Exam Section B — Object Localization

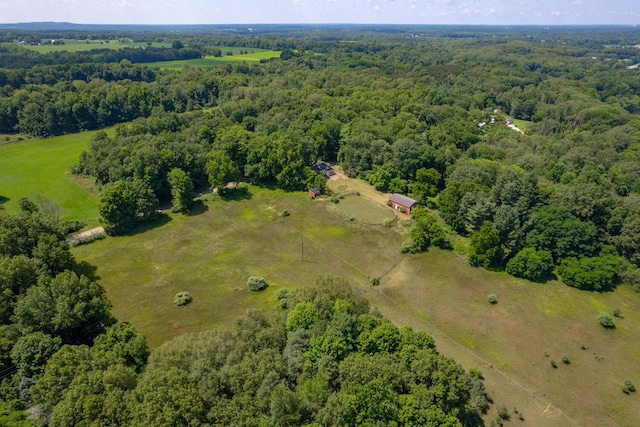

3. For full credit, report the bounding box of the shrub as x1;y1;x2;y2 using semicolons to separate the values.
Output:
597;312;615;329
330;197;339;204
173;291;192;306
612;308;622;318
623;379;636;394
280;209;290;217
247;276;268;292
562;354;570;364
489;417;503;427
370;277;380;286
487;294;498;304
276;288;290;309
550;360;557;368
497;403;510;420
399;207;407;214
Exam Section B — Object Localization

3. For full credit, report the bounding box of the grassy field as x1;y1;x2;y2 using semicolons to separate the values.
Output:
327;194;396;224
146;50;280;70
369;252;640;427
71;186;403;346
21;39;171;53
0;131;104;225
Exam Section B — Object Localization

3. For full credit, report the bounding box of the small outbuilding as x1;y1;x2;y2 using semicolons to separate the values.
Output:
309;188;322;198
389;194;417;213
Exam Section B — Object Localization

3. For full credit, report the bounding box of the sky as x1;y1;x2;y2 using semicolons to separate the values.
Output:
0;0;638;26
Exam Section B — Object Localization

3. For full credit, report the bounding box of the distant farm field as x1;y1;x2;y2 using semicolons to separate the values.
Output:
21;39;171;53
147;51;280;69
0;131;104;225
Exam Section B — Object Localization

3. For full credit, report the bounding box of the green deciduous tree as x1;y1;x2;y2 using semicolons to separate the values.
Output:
206;149;240;194
506;248;554;282
286;302;319;332
468;222;502;268
557;253;619;291
167;167;194;213
14;270;112;342
98;179;159;235
10;332;62;377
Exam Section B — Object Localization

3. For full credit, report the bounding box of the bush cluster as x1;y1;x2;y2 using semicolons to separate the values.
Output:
247;276;268;291
173;291;192;306
597;312;615;329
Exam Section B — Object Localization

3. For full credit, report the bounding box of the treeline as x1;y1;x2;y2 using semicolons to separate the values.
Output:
0;61;157;89
0;43;201;69
0;67;220;136
0;204;486;426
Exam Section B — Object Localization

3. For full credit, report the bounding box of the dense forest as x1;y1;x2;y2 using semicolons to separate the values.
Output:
2;25;640;425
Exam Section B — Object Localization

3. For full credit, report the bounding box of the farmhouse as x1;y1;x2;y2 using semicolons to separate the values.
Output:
389;194;417;213
311;160;336;178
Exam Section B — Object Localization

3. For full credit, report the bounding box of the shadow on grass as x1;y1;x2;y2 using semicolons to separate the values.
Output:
74;260;100;281
536;272;558;284
125;212;172;236
0;195;9;205
220;186;252;201
187;200;209;216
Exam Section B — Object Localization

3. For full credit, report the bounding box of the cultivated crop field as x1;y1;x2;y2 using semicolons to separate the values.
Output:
0;131;103;224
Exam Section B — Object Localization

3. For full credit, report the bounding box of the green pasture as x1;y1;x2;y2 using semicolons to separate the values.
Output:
0;131;103;225
146;51;280;69
367;250;640;427
328;194;396;224
71;186;403;346
513;118;531;132
21;39;171;53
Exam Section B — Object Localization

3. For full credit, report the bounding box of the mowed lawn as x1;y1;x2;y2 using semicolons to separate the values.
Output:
328;194;396;224
0;132;102;225
71;186;404;347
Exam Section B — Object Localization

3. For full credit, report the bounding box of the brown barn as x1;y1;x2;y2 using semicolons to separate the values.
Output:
389;194;417;213
309;188;321;198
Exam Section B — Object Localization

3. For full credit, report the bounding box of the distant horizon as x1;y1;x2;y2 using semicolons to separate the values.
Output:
1;21;639;27
0;1;638;27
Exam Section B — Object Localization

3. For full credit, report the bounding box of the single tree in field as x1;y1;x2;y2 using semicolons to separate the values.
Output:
206;150;240;195
167;168;194;213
